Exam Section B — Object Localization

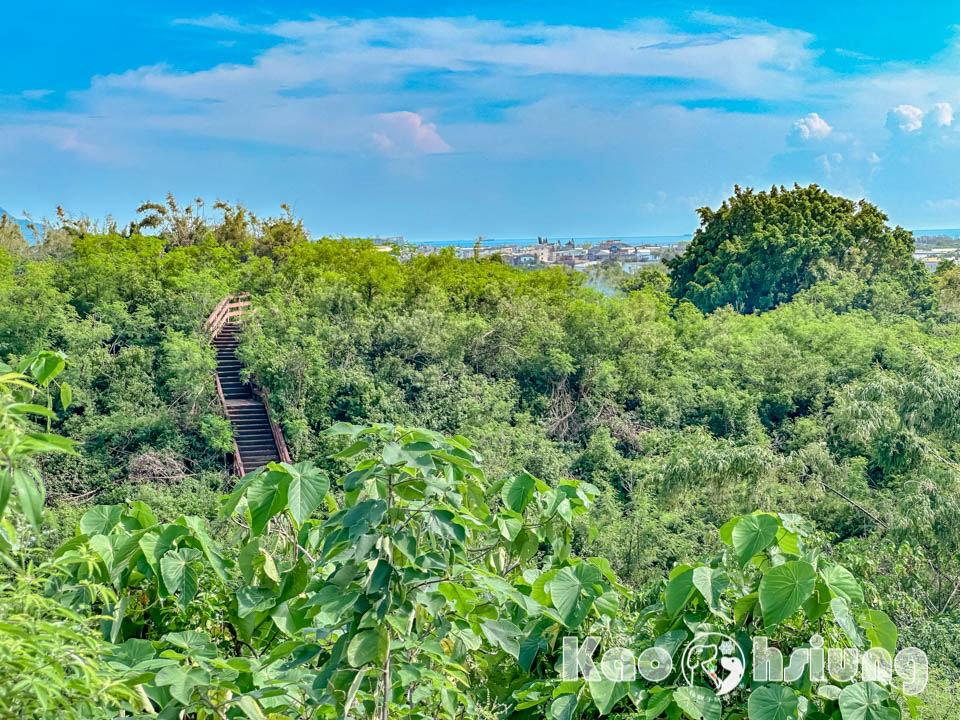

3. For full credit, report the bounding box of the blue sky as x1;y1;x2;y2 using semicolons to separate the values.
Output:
4;2;960;240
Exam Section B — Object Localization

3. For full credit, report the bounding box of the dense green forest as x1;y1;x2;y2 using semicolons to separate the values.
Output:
2;186;960;718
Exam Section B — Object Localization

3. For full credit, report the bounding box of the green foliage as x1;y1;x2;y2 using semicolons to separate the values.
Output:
668;184;922;314
0;569;143;719
48;424;622;718
3;191;960;715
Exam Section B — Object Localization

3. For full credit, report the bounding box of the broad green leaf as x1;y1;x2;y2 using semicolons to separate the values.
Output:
734;592;759;625
589;676;627;715
110;595;130;643
285;462;330;526
821;565;864;605
838;682;896;720
110;638;155;668
271;600;310;636
237;585;277;618
531;569;558;606
692;567;730;620
802;582;831;622
438;582;478;615
502;473;536;513
140;524;191;593
732;514;780;567
128;500;158;529
551;694;578;720
183;516;231;581
480;619;522;659
831;597;864;648
245;470;290;536
674;686;721;720
646;689;674;719
719;516;741;545
860;610;897;656
21;431;76;453
160;547;202;607
91;533;144;583
550;563;602;627
498;516;522;541
747;684;799;720
665;567;696;616
165;629;215;653
8;402;56;418
155;665;210;705
32;353;65;386
12;469;43;529
236;695;267;720
347;628;387;667
759;560;816;627
328;439;369;459
59;381;72;410
80;505;123;535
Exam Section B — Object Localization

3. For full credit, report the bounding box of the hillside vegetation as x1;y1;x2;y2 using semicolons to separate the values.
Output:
2;186;960;718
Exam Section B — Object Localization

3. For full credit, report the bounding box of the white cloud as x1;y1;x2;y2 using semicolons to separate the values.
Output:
372;112;452;157
888;104;924;132
172;14;253;33
792;112;832;140
21;89;53;100
933;101;953;127
817;152;843;174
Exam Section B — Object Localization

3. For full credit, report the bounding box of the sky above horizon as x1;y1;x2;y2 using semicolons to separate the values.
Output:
5;2;960;241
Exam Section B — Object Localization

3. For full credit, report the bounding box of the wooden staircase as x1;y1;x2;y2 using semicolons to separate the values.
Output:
206;295;291;476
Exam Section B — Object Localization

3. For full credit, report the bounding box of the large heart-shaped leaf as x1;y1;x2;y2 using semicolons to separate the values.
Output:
838;682;897;720
692;567;730;621
747;684;798;720
79;504;123;535
502;473;536;513
821;564;864;605
284;462;330;526
732;514;780;567
245;470;290;537
480;619;522;659
759;560;816;627
160;547;202;607
589;675;627;716
550;563;602;627
551;694;578;720
675;686;721;720
155;665;210;705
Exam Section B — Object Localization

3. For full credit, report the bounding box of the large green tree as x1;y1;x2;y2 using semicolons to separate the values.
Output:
668;184;918;314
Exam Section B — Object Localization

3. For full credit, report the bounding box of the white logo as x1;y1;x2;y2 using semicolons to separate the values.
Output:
680;632;745;696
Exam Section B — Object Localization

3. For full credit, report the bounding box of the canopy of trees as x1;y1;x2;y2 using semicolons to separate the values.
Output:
0;191;958;717
668;184;922;314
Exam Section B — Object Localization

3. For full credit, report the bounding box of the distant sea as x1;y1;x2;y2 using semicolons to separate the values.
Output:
413;234;693;248
914;228;960;238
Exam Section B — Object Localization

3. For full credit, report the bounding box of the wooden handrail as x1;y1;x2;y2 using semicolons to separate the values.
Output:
206;292;291;475
204;292;251;337
253;380;293;464
214;371;244;477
